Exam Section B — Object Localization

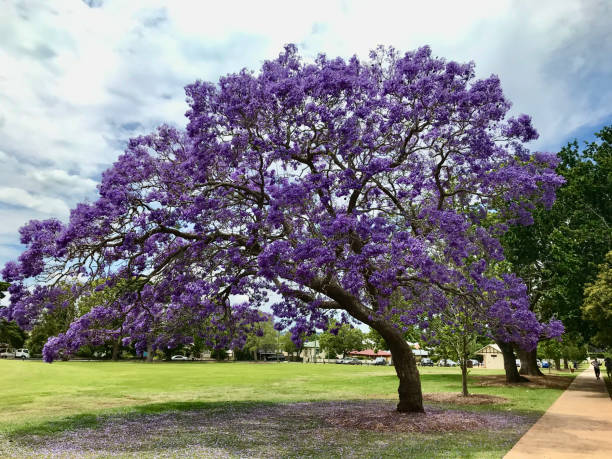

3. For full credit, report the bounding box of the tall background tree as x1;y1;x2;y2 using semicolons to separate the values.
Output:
502;125;612;374
582;251;612;348
319;322;365;359
2;45;563;413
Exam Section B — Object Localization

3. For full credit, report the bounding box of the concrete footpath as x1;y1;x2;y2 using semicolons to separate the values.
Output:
505;368;612;458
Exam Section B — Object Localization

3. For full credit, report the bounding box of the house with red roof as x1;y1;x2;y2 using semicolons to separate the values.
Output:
348;349;392;363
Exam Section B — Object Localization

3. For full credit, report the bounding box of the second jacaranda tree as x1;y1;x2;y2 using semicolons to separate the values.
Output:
2;45;564;412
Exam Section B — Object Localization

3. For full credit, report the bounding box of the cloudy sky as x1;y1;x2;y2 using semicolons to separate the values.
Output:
1;0;612;269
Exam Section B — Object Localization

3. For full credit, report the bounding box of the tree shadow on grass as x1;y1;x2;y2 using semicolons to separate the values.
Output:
8;400;273;439
7;372;551;441
5;400;535;458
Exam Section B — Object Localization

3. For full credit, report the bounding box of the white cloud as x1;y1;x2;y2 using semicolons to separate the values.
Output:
27;169;98;197
0;187;70;216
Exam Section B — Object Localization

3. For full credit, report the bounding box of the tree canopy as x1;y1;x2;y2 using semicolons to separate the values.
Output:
582;251;612;347
319;323;365;359
1;45;563;412
0;319;26;349
502;125;612;341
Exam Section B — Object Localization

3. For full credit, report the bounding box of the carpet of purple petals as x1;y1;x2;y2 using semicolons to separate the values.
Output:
0;401;535;458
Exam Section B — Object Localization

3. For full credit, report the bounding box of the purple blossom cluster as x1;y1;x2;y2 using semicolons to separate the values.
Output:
2;46;562;375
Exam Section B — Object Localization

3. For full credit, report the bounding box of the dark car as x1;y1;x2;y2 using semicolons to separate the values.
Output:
346;358;363;365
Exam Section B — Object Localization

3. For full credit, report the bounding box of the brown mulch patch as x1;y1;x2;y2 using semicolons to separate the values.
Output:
475;374;573;390
423;392;509;405
322;400;525;433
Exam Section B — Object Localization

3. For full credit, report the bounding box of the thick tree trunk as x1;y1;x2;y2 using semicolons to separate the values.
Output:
111;339;120;361
496;340;528;383
518;349;543;376
146;342;153;363
554;358;561;371
375;324;424;413
315;281;423;412
563;358;569;370
518;349;529;375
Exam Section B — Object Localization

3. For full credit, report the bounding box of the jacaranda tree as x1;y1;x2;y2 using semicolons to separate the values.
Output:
1;46;564;412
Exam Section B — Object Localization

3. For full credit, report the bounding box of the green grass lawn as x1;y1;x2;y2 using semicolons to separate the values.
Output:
0;360;577;458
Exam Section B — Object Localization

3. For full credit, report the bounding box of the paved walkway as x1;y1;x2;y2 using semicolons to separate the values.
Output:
505;368;612;458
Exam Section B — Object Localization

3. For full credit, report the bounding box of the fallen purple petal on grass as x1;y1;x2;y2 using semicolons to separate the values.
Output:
0;401;535;458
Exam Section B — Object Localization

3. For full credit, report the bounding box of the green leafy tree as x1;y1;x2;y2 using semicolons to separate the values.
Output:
26;284;79;356
502;126;612;373
0;319;26;349
366;328;388;352
242;314;279;359
423;313;486;396
559;334;587;365
319;323;364;359
0;281;9;300
582;251;612;347
280;332;305;361
538;339;562;371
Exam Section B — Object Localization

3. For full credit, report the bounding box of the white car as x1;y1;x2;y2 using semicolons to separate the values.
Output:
15;349;29;359
0;348;29;359
438;359;458;367
171;355;189;361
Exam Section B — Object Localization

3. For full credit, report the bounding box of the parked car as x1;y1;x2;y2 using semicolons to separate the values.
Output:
438;359;458;367
516;359;521;367
335;358;344;364
420;358;434;366
372;357;387;366
468;359;480;367
15;349;29;359
171;355;189;361
541;360;550;368
345;358;363;365
0;348;14;359
0;348;29;359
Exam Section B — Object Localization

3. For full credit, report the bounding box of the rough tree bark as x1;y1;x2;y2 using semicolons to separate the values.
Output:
111;338;120;361
380;327;424;412
563;357;569;370
146;341;153;363
364;316;424;412
518;348;543;376
318;281;425;413
496;340;528;383
296;279;424;412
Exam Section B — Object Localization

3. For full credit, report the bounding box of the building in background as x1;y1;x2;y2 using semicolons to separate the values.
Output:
475;343;504;369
